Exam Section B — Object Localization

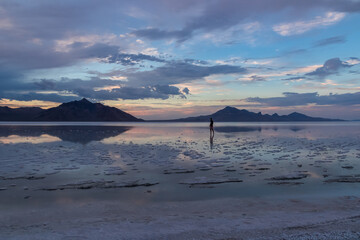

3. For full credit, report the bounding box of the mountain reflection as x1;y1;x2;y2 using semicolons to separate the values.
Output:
0;126;132;144
215;125;305;133
215;126;262;133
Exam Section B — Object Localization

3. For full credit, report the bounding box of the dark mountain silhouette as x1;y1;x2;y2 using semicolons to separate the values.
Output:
0;98;143;121
166;106;342;122
0;106;43;121
35;98;143;121
0;102;343;122
0;125;132;144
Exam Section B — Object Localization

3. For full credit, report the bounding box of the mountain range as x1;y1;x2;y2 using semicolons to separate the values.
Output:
0;99;342;122
165;106;341;122
0;98;143;121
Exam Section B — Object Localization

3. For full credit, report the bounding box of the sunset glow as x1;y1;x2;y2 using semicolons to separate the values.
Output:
0;1;359;120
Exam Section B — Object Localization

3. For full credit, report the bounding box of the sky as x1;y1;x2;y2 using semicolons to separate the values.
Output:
0;0;359;120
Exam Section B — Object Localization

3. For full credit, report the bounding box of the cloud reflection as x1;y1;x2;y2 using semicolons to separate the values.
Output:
0;134;61;144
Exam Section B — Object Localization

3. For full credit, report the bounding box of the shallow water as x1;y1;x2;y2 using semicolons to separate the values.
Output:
0;122;359;209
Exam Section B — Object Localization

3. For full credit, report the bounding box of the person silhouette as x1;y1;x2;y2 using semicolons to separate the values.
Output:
209;118;214;136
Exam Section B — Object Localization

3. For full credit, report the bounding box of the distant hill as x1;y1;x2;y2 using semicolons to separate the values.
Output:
35;98;143;121
0;102;344;122
0;98;143;122
165;106;343;122
0;106;43;121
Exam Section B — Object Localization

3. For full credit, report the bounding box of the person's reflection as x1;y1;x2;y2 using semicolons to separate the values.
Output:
210;132;214;150
209;117;214;150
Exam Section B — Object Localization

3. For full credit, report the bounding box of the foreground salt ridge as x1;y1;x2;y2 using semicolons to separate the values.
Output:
1;197;360;239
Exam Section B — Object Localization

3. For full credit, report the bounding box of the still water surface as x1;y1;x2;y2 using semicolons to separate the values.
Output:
0;122;359;208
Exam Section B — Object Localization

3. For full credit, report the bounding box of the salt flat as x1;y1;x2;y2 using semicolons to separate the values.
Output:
0;122;359;239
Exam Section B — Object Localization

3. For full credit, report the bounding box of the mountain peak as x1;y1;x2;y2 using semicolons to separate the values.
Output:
220;106;240;112
288;112;304;116
34;99;143;121
79;98;91;103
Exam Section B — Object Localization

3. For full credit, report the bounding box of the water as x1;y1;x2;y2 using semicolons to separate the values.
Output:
0;122;359;209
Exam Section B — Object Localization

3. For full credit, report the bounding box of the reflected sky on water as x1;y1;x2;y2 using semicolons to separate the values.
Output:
0;122;359;208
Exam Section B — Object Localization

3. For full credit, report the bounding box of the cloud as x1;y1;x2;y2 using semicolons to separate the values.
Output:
282;76;305;81
1;92;79;103
183;59;209;65
279;57;359;81
1;0;360;47
249;75;266;82
1;59;243;102
1;0;359;109
132;0;360;42
0;76;187;102
105;53;166;66
313;35;346;47
347;57;360;65
306;58;352;77
132;28;192;42
0;40;122;70
76;85;185;100
124;61;247;87
237;75;267;83
246;92;360;106
182;87;190;95
273;12;345;36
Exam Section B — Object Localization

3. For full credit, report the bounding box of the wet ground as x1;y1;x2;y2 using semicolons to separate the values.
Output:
0;122;360;239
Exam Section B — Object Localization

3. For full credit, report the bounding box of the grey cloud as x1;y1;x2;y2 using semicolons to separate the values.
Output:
1;0;128;40
2;91;79;103
306;58;351;77
72;43;120;60
1;0;359;49
282;76;305;81
154;85;183;95
184;59;209;65
1;59;245;102
112;86;184;100
0;2;167;71
1;76;187;102
0;40;121;70
0;67;24;90
249;75;266;82
133;0;360;42
0;67;41;94
182;87;190;95
34;79;57;90
64;85;184;101
125;62;247;86
0;37;164;71
313;36;346;47
32;77;125;92
246;92;360;106
106;53;166;66
132;28;192;42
